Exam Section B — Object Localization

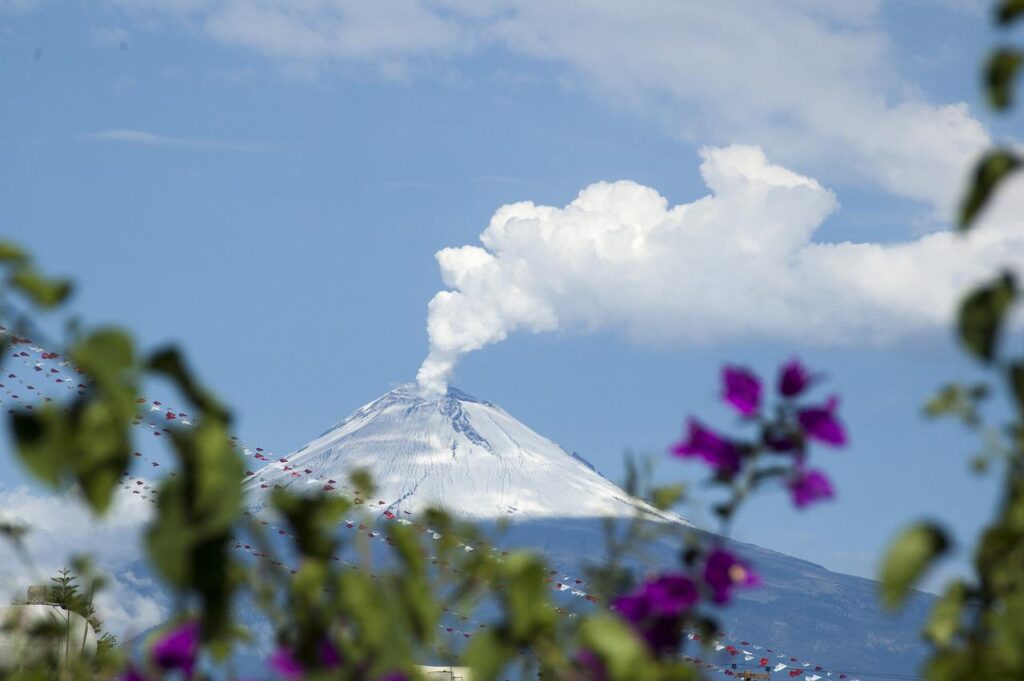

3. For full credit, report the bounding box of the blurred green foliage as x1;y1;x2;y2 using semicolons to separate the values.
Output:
877;3;1024;679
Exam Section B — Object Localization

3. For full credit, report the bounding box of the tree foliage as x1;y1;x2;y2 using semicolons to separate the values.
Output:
875;3;1024;679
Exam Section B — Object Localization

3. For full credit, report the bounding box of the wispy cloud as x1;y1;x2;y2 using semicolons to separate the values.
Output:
81;128;262;151
102;1;989;214
0;0;44;15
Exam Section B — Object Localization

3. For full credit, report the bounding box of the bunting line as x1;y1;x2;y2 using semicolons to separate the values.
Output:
0;330;867;680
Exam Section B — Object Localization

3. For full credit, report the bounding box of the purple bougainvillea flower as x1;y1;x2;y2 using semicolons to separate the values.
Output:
643;574;698;616
797;396;847;446
722;366;761;416
377;673;408;681
672;420;742;475
575;649;610;681
612;591;651;624
703;549;760;604
270;648;304;681
270;637;340;679
152;620;200;678
789;468;834;508
637;612;682;653
118;667;150;681
778;358;814;397
317;637;342;668
616;605;683;654
612;574;695;653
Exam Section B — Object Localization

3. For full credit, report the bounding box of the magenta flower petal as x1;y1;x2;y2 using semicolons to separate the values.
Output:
152;621;200;678
778;359;813;397
671;419;742;475
722;366;761;416
270;648;304;681
575;649;610;681
703;549;759;604
789;468;834;508
798;396;846;446
613;574;693;654
642;574;698;616
612;592;651;624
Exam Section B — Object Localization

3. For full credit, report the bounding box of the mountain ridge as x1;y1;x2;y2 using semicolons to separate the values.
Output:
245;383;685;523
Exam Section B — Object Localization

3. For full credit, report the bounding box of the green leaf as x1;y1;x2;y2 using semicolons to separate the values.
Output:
8;267;73;308
146;423;242;566
986;48;1024;110
464;628;513;681
10;397;133;514
146;421;242;641
189;420;244;533
389;524;439;642
959;150;1020;229
925;580;969;647
349;468;375;498
146;477;193;586
651;483;686;510
74;397;134;512
579;614;654;681
270;489;348;561
924;383;989;425
0;241;28;264
388;521;425;574
148;346;229;423
71;328;135;388
501;552;556;644
958;272;1016;362
997;0;1024;25
1009;362;1024;417
31;328;141;513
879;522;949;610
9;407;71;487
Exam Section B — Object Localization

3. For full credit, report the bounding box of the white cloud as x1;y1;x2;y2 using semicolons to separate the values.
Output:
0;485;166;639
0;0;43;14
93;571;165;641
100;0;990;214
110;0;472;64
81;129;260;151
417;145;1024;392
482;1;990;213
204;1;467;63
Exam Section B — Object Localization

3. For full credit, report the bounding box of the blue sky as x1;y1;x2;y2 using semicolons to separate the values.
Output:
1;0;1022;614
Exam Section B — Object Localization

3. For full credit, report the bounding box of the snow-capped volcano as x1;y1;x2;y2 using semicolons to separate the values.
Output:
246;383;684;523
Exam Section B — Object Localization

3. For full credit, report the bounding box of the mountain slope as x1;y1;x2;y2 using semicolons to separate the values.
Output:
246;384;682;523
242;383;930;676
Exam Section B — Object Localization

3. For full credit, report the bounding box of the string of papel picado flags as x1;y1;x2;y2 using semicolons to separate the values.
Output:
0;328;864;680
